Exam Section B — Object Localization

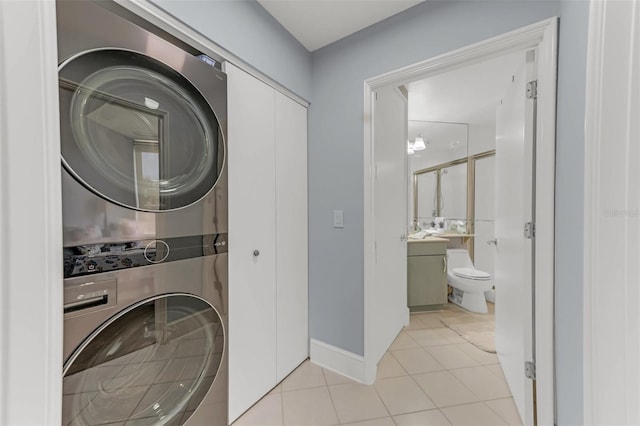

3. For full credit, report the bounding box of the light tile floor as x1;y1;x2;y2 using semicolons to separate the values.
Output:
233;303;522;426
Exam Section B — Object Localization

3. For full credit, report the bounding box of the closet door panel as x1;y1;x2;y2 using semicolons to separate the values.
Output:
275;91;309;382
226;63;277;421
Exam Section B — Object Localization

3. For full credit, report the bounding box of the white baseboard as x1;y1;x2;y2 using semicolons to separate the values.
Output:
309;338;366;383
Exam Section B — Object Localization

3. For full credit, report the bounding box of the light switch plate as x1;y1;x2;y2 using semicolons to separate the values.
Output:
333;210;344;228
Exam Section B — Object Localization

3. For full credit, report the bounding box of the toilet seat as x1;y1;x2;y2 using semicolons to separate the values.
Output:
452;267;491;280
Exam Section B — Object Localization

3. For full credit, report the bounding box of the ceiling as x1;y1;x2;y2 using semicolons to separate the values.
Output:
256;0;522;125
256;0;425;51
407;52;525;126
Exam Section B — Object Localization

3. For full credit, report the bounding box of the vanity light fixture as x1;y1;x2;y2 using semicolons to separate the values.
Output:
413;134;426;151
407;140;415;155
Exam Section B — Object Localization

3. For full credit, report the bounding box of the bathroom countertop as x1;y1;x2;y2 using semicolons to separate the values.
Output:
407;237;450;243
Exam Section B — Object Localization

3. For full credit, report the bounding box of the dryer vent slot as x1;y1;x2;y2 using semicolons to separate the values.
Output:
64;295;109;314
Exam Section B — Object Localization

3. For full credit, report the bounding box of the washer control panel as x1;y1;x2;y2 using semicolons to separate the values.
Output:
144;240;170;264
63;233;227;278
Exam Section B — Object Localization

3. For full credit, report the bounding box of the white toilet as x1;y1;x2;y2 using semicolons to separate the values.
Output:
446;249;493;314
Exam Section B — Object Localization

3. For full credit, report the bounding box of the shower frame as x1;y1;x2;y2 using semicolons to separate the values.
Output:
412;149;496;260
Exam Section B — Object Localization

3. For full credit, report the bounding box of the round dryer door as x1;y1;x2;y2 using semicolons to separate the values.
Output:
59;49;224;211
62;294;225;426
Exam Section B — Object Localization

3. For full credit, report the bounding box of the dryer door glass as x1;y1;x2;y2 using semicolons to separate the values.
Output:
62;294;224;425
59;49;224;211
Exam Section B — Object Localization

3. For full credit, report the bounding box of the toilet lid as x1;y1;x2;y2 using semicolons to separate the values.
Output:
452;267;491;280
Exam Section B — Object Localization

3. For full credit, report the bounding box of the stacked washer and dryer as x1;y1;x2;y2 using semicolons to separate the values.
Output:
57;1;228;424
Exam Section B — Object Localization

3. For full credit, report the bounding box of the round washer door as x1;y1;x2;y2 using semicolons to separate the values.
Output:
63;294;224;426
59;49;224;211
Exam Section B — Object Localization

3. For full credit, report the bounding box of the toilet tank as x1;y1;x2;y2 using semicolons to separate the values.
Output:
446;249;473;270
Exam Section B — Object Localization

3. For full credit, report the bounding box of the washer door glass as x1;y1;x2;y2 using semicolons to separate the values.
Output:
59;49;223;211
63;294;224;426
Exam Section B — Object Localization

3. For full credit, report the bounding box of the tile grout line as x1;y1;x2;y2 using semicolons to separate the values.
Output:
279;382;285;426
438;312;508;424
438;406;458;425
410;370;472;411
412;395;516;410
448;364;513;401
280;383;328;393
380;334;448;424
483;398;523;426
440;400;515;426
484;364;508;379
404;346;512;411
322;367;344;425
391;408;452;426
387;351;410;378
245;303;506;425
421;343;482;370
402;369;451;425
404;310;481;425
370;377;398;426
391;346;447;376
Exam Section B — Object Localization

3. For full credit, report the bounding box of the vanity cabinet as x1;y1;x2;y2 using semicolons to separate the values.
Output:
226;63;308;422
407;240;448;311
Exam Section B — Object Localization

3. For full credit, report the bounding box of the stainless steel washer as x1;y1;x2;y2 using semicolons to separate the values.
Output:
57;1;227;424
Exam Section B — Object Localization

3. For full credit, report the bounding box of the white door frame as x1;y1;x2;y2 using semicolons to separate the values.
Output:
584;1;640;424
0;1;63;424
363;17;558;425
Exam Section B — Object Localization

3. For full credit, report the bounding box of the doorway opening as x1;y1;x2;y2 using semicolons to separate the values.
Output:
363;18;557;425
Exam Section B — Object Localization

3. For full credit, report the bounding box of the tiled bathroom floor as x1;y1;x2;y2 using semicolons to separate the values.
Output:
233;303;522;426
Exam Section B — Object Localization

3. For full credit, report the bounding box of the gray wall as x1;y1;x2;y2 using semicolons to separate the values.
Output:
555;1;589;424
150;0;312;100
146;1;588;422
309;0;560;354
308;1;587;422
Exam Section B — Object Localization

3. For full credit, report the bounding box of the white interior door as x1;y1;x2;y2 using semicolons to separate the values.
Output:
226;63;278;422
370;86;409;368
275;91;309;382
494;52;535;424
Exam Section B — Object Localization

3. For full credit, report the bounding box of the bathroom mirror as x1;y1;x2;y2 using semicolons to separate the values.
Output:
408;120;469;230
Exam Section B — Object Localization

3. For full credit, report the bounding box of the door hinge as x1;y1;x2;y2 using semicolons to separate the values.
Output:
524;222;536;239
526;80;538;100
525;361;536;380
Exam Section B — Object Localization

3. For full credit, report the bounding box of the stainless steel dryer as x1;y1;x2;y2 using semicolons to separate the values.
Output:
57;1;228;424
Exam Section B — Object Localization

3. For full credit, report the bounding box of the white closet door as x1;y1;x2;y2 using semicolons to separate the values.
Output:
226;63;277;422
275;92;309;382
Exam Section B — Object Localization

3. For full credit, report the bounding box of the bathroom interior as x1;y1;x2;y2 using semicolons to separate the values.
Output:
404;50;526;358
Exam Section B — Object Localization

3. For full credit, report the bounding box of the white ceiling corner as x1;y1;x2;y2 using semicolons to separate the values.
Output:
257;0;425;52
